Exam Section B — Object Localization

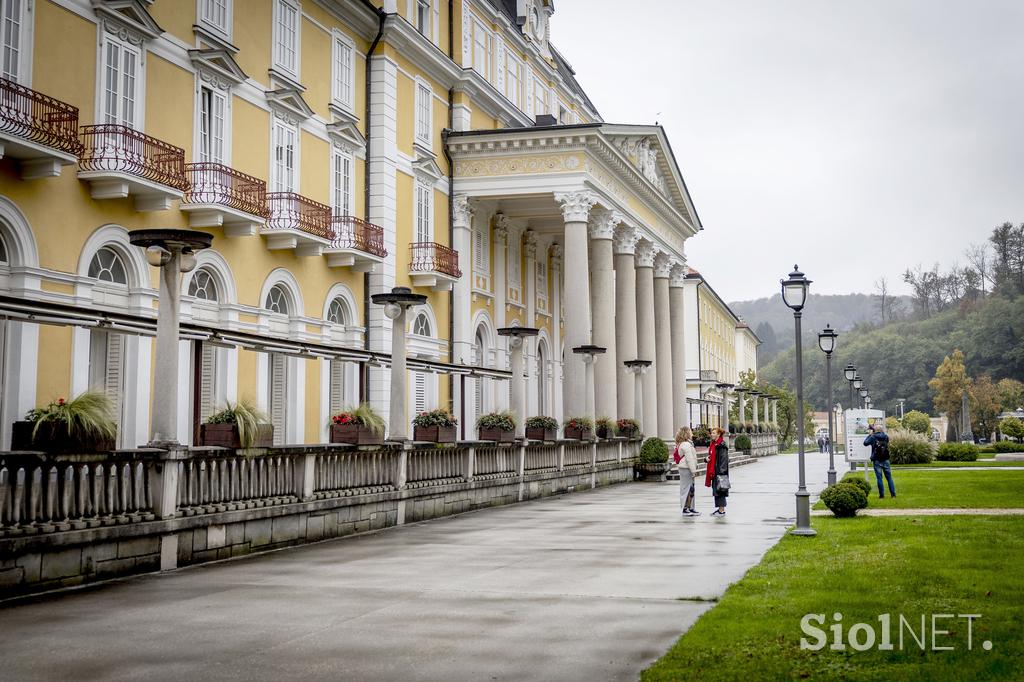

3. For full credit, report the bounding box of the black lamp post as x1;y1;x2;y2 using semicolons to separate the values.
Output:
818;324;838;486
781;265;814;537
859;386;869;409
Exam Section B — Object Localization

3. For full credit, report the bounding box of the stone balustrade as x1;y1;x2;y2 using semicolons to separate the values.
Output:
0;439;637;598
728;432;779;458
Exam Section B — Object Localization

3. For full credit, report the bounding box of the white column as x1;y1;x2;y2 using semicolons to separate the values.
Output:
388;305;410;440
739;392;746;424
554;190;596;420
773;399;779;426
509;337;525;438
668;262;689;429
752;394;760;427
588;210;617;421
151;250;183;445
613;224;638;418
722;387;731;434
765;397;770;424
634;240;657;437
451;195;474;423
492;218;508;409
523;229;538;416
653;252;673;440
549;244;564;424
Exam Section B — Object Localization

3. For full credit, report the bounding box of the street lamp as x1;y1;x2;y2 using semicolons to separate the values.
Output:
371;287;427;441
817;324;839;486
781;265;815;537
897;398;906;420
573;345;607;437
498;326;540;439
624;359;652;432
129;229;213;446
736;387;747;426
716;382;735;433
859;386;869;409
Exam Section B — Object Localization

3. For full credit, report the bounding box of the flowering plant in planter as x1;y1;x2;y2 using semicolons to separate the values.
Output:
204;399;272;448
563;416;594;440
477;411;516;442
330;403;385;444
595;416;614;439
525;415;558;441
412;409;458;443
616;418;640;439
692;424;712;446
412;409;458;428
15;391;117;452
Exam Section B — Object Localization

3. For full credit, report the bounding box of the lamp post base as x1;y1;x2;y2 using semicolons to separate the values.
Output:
827;468;837;486
791;490;817;536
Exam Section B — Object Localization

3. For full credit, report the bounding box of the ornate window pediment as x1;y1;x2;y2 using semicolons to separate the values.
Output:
326;119;365;155
412;154;444;185
189;48;248;90
266;86;314;123
91;0;163;45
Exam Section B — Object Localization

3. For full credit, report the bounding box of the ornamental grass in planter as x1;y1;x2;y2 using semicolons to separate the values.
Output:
525;415;558;441
477;411;516;442
616;418;640;440
563;416;594;441
595;417;614;440
330;403;385;445
201;400;273;448
12;391;117;453
412;409;458;443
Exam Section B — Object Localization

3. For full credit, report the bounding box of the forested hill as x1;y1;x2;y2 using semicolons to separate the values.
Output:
729;293;913;366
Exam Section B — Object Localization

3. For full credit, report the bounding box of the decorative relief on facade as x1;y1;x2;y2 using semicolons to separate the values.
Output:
587;209;616;241
613;224;638;256
523;229;538;259
669;259;688;287
452;195;474;227
653;252;672;279
549;243;563;270
614;136;668;195
554;190;597;223
634;239;656;268
454;153;583;178
493;213;509;244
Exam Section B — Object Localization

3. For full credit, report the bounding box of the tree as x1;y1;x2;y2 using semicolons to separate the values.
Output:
929;349;971;441
969;375;1002;440
901;410;931;435
997;378;1024;412
990;222;1024;297
885;416;901;431
874;276;896;322
1001;416;1024;442
965;242;992;296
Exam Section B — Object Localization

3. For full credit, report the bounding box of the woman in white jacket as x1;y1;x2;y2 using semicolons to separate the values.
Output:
673;427;700;516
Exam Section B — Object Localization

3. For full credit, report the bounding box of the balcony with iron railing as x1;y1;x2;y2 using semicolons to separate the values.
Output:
77;124;188;211
325;215;388;271
408;241;462;291
0;76;82;179
262;192;333;256
181;163;269;236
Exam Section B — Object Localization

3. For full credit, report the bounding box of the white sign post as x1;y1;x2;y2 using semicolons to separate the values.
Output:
845;409;886;481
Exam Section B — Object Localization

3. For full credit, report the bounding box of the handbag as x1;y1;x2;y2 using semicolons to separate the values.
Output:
715;474;731;492
672;445;682;465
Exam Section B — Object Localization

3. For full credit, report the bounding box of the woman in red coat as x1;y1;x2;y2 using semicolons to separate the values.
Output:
705;427;730;516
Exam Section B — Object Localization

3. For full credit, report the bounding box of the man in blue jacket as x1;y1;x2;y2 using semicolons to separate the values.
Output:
863;422;896;498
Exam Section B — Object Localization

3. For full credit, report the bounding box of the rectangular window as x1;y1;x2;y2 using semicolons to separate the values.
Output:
331;149;352;216
415;184;432;243
271;119;296;192
416;0;431;38
533;79;547;116
1;0;23;83
505;53;522;108
198;86;226;163
415;82;431;145
508;232;521;289
102;37;141;127
199;0;231;37
332;33;353;109
273;0;299;77
536;258;547;297
558;104;569;126
472;19;489;76
473;222;489;275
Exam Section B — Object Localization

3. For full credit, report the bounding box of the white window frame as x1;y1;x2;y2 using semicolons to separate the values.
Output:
331;30;355;111
330;147;354;218
96;33;144;129
270;116;298;193
196;83;229;164
1;0;32;85
272;0;300;81
415;0;431;40
508;229;521;292
505;51;522;109
197;0;232;41
533;78;548;117
472;18;489;78
414;182;432;243
473;220;489;276
415;79;432;148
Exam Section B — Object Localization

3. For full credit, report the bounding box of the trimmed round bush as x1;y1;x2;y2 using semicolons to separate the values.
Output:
888;428;935;464
841;476;872;497
735;434;752;451
936;442;979;461
820;483;868;518
993;440;1024;453
638;436;669;465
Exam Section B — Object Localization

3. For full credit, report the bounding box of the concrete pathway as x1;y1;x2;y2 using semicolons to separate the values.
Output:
0;453;828;682
812;508;1024;516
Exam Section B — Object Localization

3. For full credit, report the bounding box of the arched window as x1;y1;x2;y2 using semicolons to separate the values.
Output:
0;232;7;264
188;267;219;301
88;247;128;285
537;341;548;415
327;296;350;325
473;327;487;418
412;312;431;337
265;284;290;315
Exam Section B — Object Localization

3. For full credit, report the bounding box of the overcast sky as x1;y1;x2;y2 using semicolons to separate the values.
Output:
551;0;1024;302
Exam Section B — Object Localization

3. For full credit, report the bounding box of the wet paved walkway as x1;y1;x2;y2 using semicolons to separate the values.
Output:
0;453;828;682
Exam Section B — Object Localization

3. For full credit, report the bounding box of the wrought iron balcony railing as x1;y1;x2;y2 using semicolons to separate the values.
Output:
265;192;333;240
409;241;461;278
183;162;269;219
0;76;83;155
331;215;387;258
78;124;188;191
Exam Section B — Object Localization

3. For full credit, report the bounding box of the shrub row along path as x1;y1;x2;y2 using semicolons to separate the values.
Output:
0;453;828;681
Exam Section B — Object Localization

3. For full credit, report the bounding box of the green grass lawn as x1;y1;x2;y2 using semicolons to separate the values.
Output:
643;515;1024;681
812;469;1024;510
895;460;1022;468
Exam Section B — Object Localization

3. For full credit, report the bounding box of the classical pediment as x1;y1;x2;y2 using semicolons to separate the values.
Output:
327;120;366;155
188;48;248;89
413;153;445;184
92;0;163;43
266;87;314;123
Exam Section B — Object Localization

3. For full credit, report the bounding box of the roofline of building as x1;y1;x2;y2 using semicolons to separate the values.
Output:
685;270;760;344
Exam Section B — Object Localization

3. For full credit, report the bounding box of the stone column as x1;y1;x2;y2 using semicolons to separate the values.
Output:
653;252;674;439
634;240;658;437
389;306;410;440
721;387;731;434
549;244;564;424
765;397;770;424
523;230;538;416
151;249;183;444
752;394;759;427
739;392;746;424
613;224;638;418
668;261;689;429
509;337;526;439
588;210;617;421
773;399;778;426
554;190;597;419
492;217;508;408
451;196;474;422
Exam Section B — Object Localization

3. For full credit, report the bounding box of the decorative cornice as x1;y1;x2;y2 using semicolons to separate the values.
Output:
549;243;563;270
613;224;638;256
588;209;616;241
653;252;672;279
669;260;688;288
554;190;597;223
635;240;656;268
523;230;538;259
452;195;474;228
93;0;163;44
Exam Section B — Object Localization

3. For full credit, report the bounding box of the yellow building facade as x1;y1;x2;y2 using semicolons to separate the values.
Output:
0;0;703;447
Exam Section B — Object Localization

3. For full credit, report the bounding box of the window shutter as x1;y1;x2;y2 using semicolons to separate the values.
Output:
104;333;124;441
269;353;287;445
199;344;217;423
329;359;345;415
414;372;427;414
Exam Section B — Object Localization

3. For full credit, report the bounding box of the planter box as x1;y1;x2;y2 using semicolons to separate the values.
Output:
199;423;274;448
330;423;383;445
596;426;612;440
635;462;669;482
479;427;515;443
413;425;457;443
564;427;593;441
525;427;557;442
10;420;115;454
